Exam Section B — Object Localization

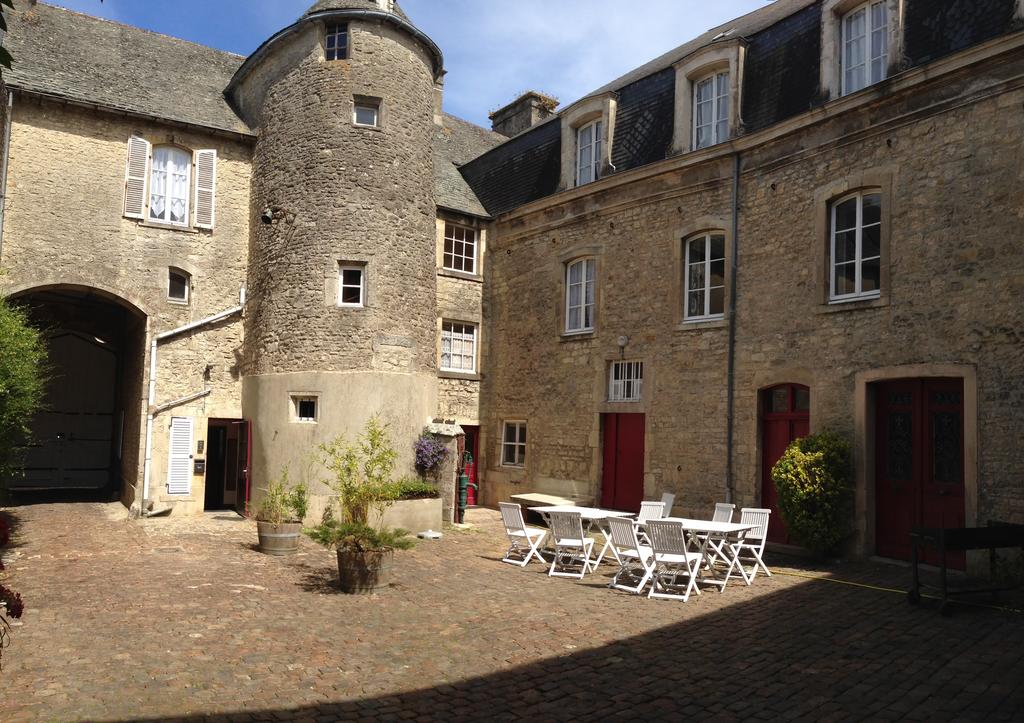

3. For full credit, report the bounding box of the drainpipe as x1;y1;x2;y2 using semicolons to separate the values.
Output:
0;91;14;263
724;152;741;504
140;305;243;515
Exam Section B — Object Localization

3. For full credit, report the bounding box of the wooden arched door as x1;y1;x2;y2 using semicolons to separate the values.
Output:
760;384;810;544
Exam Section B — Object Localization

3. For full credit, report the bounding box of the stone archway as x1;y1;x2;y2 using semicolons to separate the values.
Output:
6;285;148;503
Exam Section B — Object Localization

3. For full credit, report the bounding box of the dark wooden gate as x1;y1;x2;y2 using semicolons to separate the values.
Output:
601;414;646;513
875;379;965;568
760;384;810;544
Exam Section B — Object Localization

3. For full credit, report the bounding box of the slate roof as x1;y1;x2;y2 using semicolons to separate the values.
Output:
434;113;506;217
4;1;252;135
303;0;411;23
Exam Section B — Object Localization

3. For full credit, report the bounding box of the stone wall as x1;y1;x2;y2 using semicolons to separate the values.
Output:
479;46;1024;556
0;97;251;512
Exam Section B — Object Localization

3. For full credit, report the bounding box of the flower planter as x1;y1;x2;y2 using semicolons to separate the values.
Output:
256;521;302;556
336;549;394;594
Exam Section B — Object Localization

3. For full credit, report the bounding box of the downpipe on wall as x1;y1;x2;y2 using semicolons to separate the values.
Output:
0;91;14;263
140;304;243;516
725;152;741;505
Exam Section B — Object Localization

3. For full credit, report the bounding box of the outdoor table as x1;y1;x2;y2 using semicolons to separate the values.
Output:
652;517;755;589
529;505;635;566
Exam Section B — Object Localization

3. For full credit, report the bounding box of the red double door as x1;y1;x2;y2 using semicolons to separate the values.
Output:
875;379;965;568
761;384;810;545
602;414;645;513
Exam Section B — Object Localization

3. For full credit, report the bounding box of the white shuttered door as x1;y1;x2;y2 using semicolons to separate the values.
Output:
123;135;151;219
167;417;194;496
193;149;217;229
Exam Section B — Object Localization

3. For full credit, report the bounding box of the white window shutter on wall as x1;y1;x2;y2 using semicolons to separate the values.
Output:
123;135;151;219
193;149;217;229
166;417;194;496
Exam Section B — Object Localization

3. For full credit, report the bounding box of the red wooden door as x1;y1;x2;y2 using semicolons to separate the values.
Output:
875;379;965;568
601;414;646;513
760;384;810;544
235;420;252;516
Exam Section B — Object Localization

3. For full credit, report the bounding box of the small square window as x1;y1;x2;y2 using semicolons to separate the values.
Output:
353;99;380;127
168;269;189;303
291;395;319;423
339;265;365;307
325;23;349;61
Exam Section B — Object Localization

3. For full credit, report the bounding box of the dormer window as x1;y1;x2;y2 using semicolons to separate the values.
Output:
693;71;730;150
326;23;349;61
842;1;888;95
576;120;602;186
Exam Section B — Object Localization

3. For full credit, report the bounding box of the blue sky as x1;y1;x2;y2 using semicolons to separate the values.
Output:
50;0;772;126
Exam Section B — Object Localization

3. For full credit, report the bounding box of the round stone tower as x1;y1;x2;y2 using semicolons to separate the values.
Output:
227;0;444;507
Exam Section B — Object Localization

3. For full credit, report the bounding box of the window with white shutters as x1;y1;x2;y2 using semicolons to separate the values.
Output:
166;417;194;496
123;135;151;219
193;149;217;229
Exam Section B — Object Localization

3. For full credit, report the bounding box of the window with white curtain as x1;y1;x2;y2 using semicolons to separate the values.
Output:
441;321;477;373
693;71;730;150
842;1;888;95
149;146;191;226
565;257;596;333
575;120;602;186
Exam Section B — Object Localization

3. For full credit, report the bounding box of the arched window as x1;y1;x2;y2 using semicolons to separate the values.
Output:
575;120;602;186
168;268;190;304
683;232;726;321
841;1;889;95
693;70;730;150
150;146;191;226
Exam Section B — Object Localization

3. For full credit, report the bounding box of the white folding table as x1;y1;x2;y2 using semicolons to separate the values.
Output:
529;505;635;567
658;517;755;588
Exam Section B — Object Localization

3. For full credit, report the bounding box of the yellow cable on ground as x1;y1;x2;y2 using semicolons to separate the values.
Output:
773;569;1024;614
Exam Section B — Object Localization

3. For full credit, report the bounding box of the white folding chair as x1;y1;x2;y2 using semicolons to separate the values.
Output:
635;500;666;544
547;511;595;578
607;516;655;594
660;492;676;516
646;519;703;602
498;502;547;567
700;502;737;567
730;508;772;584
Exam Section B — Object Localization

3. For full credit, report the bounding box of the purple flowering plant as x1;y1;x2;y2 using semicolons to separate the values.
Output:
414;432;449;476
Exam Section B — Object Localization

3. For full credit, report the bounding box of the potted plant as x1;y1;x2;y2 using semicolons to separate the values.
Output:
307;417;416;593
254;470;309;556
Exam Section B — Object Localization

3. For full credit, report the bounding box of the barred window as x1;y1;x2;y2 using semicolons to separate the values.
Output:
609;361;644;402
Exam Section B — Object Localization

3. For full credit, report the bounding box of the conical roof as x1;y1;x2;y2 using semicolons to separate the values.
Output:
303;0;409;22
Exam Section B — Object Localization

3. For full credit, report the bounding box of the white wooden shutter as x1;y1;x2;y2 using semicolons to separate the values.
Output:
193;149;217;229
123;135;151;219
166;417;194;496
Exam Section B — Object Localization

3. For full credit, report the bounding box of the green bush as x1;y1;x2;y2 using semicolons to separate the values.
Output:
380;476;439;501
305;519;414;553
254;469;309;524
0;296;47;484
771;430;854;557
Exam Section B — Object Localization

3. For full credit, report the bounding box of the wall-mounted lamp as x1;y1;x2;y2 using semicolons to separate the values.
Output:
260;205;296;225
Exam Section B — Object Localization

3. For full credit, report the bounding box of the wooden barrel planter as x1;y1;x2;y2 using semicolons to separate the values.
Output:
336;549;393;594
256;521;302;555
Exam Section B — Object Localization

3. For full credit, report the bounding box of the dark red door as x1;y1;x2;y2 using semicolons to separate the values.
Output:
601;414;645;513
875;379;965;568
760;384;810;544
462;426;480;505
235;420;252;517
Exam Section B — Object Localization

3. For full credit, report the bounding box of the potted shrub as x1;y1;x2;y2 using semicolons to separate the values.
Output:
254;471;309;556
771;430;854;558
307;417;416;593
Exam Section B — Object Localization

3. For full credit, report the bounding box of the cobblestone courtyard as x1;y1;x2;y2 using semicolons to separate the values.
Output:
2;502;1023;722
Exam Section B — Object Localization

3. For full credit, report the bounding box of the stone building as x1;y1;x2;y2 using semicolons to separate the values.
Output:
0;0;1022;571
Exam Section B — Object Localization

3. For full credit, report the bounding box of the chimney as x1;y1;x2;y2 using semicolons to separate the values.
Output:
489;91;558;138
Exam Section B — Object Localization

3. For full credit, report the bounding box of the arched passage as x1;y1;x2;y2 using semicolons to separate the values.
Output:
7;285;147;500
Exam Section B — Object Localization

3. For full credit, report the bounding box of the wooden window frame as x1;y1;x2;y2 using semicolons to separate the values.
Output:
338;264;366;308
501;421;527;468
841;1;889;96
564;257;597;334
683;232;727;322
440;320;477;374
829;190;883;303
149;145;192;227
167;268;190;305
442;223;477;275
692;70;730;150
325;23;349;61
575;120;603;187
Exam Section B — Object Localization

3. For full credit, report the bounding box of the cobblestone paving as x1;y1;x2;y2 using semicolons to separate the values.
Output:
2;502;1023;722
